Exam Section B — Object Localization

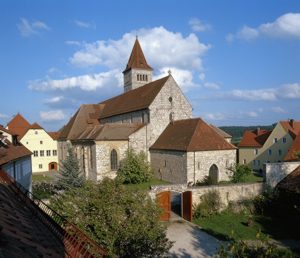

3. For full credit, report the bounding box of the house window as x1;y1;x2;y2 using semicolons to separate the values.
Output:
110;149;118;170
26;141;28;144
46;150;51;156
40;150;44;157
253;160;256;166
283;137;286;143
278;149;282;156
257;160;260;166
268;149;272;156
243;159;246;164
40;140;43;144
53;150;57;156
39;164;43;169
145;75;148;81
274;138;278;143
35;131;38;135
33;151;38;157
254;149;258;155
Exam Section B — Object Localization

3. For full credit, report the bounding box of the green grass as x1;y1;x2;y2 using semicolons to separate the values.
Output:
32;174;53;183
194;211;265;241
123;178;170;191
243;173;264;183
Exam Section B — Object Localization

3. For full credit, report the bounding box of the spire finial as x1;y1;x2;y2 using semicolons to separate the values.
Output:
168;69;172;75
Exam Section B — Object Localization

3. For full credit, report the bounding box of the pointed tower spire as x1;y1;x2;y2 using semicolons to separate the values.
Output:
123;38;153;92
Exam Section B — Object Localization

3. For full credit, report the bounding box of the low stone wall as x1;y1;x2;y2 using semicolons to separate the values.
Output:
265;161;300;188
150;182;264;207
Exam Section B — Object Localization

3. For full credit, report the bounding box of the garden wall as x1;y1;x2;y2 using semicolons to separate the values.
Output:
150;182;264;207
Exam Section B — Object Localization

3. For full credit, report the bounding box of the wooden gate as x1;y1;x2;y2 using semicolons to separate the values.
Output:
182;191;192;221
156;191;171;221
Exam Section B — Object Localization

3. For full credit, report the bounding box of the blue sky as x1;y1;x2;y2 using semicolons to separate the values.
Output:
1;0;300;131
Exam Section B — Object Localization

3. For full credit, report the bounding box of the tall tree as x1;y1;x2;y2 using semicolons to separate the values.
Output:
50;179;172;257
57;147;84;190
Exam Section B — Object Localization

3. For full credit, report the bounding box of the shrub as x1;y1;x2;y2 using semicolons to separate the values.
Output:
195;175;214;186
193;190;222;219
218;233;293;258
227;164;252;183
117;149;153;184
32;182;60;199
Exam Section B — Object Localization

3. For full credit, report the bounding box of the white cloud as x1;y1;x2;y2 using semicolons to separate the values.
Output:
69;26;210;71
17;18;50;37
65;40;82;46
74;20;94;29
226;89;277;101
0;113;8;119
45;96;65;104
203;82;220;90
199;73;206;81
280;83;300;99
189;18;211;32
205;113;228;121
228;13;300;41
272;106;286;114
246;111;258;118
29;69;122;92
40;110;65;122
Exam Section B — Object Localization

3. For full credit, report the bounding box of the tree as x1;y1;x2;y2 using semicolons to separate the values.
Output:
57;147;84;190
117;148;153;184
227;164;252;183
50;179;172;257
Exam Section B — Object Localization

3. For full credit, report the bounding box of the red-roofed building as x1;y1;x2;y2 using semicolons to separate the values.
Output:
6;115;60;173
239;119;300;171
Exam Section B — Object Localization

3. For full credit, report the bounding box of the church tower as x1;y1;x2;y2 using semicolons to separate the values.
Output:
123;38;153;92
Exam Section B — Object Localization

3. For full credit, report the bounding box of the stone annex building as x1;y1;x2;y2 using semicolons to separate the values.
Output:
58;39;236;184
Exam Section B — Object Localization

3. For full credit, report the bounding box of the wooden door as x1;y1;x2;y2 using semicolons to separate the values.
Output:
156;191;171;221
182;191;192;221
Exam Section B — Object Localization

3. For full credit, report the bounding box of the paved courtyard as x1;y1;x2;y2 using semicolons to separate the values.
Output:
167;220;223;258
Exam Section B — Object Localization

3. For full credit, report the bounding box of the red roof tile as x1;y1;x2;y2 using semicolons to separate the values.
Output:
99;75;169;119
150;118;236;152
280;120;300;139
48;131;61;140
6;113;31;137
276;165;300;193
284;133;300;161
239;128;272;148
123;38;153;73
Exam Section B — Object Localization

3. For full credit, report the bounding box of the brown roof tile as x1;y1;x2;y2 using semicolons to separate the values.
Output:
30;122;43;130
276;165;300;193
59;104;103;141
76;123;144;141
280;120;300;139
99;75;169;119
210;124;232;139
48;131;61;140
0;136;32;166
123;38;153;73
284;133;300;161
239;128;272;148
150;118;236;152
6;113;31;137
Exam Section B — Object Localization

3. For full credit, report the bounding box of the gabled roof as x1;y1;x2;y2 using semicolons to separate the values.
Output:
0;125;11;135
123;38;153;73
280;120;300;140
284;133;300;162
76;123;144;141
210;124;232;139
150;118;236;152
239;128;272;148
59;104;104;141
30;122;43;130
0;136;32;166
48;131;61;141
276;165;300;193
99;75;170;119
6;113;31;137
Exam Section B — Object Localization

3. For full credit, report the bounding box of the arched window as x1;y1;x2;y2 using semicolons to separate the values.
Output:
110;149;118;170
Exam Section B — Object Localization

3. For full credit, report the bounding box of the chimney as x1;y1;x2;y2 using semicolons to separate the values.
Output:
289;119;294;128
256;127;260;135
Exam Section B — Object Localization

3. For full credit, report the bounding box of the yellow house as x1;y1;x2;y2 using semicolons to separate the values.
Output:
6;114;60;173
239;119;300;171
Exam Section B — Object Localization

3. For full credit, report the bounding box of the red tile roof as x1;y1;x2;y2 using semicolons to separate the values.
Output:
6;113;31;137
99;75;170;119
48;131;61;140
284;133;300;161
239;128;272;148
0;136;32;166
210;124;232;139
150;118;236;152
123;38;153;73
30;122;43;130
280;120;300;139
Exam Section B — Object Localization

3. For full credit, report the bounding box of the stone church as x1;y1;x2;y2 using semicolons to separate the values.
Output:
58;39;236;184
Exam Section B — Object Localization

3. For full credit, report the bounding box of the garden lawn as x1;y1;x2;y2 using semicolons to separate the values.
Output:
124;178;170;191
32;174;53;183
193;211;266;241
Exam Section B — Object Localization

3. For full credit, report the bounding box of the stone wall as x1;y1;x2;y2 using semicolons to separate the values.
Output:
95;140;128;181
187;149;236;184
265;161;300;188
150;150;187;183
150;182;264;207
